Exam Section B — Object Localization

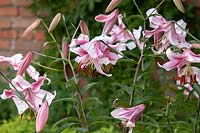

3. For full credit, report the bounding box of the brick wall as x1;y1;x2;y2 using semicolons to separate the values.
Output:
0;0;45;70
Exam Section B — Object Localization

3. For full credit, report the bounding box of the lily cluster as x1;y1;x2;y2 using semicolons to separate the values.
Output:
145;8;200;98
69;0;145;77
0;52;56;132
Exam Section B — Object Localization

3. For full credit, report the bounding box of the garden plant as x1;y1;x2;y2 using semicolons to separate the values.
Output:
0;0;200;132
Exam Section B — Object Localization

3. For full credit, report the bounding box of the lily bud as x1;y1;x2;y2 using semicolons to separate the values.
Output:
48;13;61;33
36;101;49;132
23;19;41;37
17;52;32;76
80;20;90;36
106;0;121;13
173;0;185;13
61;39;69;59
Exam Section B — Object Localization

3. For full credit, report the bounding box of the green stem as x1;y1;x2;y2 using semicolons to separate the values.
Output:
32;61;62;71
165;96;174;133
32;51;66;61
129;50;143;106
132;0;144;19
194;97;200;133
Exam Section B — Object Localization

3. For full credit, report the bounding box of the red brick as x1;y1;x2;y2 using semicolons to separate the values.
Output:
0;19;11;28
18;7;34;17
0;0;11;5
0;7;18;16
0;30;17;39
18;30;33;40
0;51;16;56
12;17;35;29
0;40;11;50
13;0;32;6
34;30;45;41
13;40;43;52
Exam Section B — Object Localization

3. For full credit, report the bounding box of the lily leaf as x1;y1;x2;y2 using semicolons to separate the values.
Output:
80;82;101;95
53;97;79;104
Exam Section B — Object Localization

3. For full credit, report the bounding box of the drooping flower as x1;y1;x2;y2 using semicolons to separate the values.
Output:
145;8;191;53
159;48;200;97
36;101;49;132
111;104;145;133
158;48;200;71
0;75;56;115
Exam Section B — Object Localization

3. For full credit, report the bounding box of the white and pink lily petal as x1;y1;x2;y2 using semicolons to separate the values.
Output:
158;48;200;71
109;14;133;43
95;9;119;34
111;104;145;133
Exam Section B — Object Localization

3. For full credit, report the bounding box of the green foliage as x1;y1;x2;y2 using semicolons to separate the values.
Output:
0;0;199;133
0;116;35;133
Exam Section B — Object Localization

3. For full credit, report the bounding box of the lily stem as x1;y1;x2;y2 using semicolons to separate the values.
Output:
194;96;200;133
129;50;143;106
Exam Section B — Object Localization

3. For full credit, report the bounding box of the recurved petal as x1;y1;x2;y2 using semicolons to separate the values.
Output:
11;75;31;91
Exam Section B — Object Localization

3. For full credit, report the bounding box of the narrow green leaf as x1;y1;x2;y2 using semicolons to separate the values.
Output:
80;82;101;95
83;97;103;108
53;98;79;104
55;123;78;133
89;121;113;126
53;117;80;128
75;127;88;132
113;83;132;96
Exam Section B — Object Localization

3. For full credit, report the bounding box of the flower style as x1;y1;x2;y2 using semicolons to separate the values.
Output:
111;104;145;133
0;53;39;80
145;8;191;53
0;75;56;115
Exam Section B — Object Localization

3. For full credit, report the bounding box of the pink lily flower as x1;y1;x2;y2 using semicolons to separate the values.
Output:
145;8;191;53
95;9;119;34
158;48;200;71
70;33;125;77
0;75;56;115
111;104;145;133
0;53;39;80
109;14;133;43
175;66;200;98
36;101;49;132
